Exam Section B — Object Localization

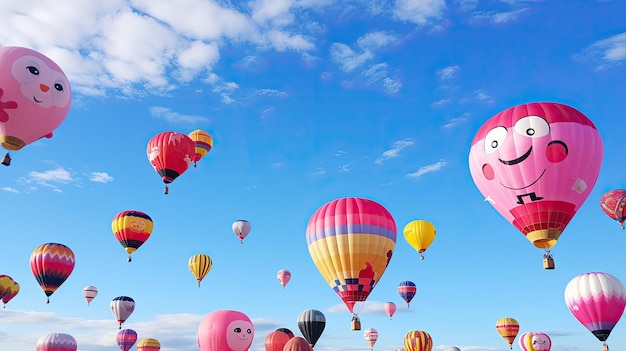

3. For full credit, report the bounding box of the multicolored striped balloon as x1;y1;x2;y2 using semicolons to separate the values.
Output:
306;197;397;314
112;210;154;262
364;328;378;349
2;278;19;308
188;129;213;167
35;332;77;351
82;285;98;306
137;338;160;351
496;317;519;349
188;253;212;287
398;281;417;307
564;272;626;346
30;243;75;303
518;332;551;351
117;329;138;351
404;330;432;351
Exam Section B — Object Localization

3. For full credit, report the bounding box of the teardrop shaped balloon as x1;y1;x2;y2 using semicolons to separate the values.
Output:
137;338;160;351
0;46;72;154
384;302;396;319
276;269;291;288
469;102;603;268
403;220;436;260
564;272;626;348
600;189;626;229
197;310;254;351
404;330;432;351
147;131;195;194
82;285;98;306
110;296;136;329
282;336;312;351
188;129;213;167
112;210;154;262
117;329;138;351
306;197;397;316
232;220;251;244
496;317;519;349
35;332;77;351
265;330;293;351
1;278;19;308
189;253;212;287
364;327;378;350
518;332;551;351
398;281;417;307
30;243;75;303
297;309;326;348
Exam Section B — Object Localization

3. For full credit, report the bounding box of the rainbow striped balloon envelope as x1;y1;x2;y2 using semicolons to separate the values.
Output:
306;197;397;314
30;243;75;303
404;330;432;351
137;338;160;351
35;332;77;351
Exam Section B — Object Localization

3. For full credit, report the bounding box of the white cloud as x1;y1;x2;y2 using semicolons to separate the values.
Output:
149;106;210;124
89;172;114;183
392;0;447;25
375;138;414;165
313;168;327;176
437;65;459;80
443;116;468;128
406;160;448;179
24;168;76;189
253;88;287;97
363;63;402;94
472;8;529;24
474;89;494;103
577;32;626;70
433;98;452;106
331;31;397;72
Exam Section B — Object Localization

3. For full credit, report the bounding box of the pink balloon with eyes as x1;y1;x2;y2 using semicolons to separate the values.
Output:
0;46;72;151
197;310;254;351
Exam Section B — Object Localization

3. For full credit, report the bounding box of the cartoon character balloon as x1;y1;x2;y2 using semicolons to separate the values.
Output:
564;272;626;350
496;317;520;349
30;243;75;303
146;131;195;194
189;253;212;287
384;302;396;319
600;189;626;229
117;329;138;351
232;220;251;244
403;220;436;260
198;310;254;351
0;46;72;164
297;309;326;348
404;330;433;351
36;333;77;351
112;210;154;262
188;129;213;167
137;338;160;351
277;269;291;288
469;102;603;268
111;296;136;329
306;197;397;322
264;329;293;351
82;285;98;306
398;281;417;308
364;328;378;350
518;332;551;351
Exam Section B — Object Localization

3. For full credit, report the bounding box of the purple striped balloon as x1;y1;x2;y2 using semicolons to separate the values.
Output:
117;328;138;351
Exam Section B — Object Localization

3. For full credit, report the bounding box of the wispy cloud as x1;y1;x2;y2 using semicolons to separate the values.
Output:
437;65;459;80
576;32;626;70
330;31;397;72
375;138;414;165
24;168;76;190
443;116;468;129
473;89;494;103
472;8;529;24
2;187;19;193
149;106;209;124
313;168;327;176
406;160;448;178
89;172;114;183
392;0;447;25
253;88;287;97
362;63;402;94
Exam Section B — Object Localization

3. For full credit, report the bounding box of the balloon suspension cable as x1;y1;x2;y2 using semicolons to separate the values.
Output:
543;249;553;259
197;281;201;288
164;185;169;195
46;297;50;304
127;255;132;263
621;223;625;230
420;252;425;260
194;162;197;168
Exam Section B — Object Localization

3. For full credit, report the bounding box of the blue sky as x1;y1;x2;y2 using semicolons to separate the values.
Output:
1;0;626;350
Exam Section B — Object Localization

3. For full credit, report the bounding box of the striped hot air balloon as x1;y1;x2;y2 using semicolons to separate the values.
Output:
82;285;98;306
188;254;212;287
496;317;520;349
297;309;326;348
30;243;75;303
137;338;160;351
2;277;19;308
188;129;213;167
518;332;551;351
111;296;136;329
364;328;378;350
36;333;77;351
112;210;154;262
0;275;13;301
404;330;432;351
306;197;397;320
117;329;138;351
398;281;417;307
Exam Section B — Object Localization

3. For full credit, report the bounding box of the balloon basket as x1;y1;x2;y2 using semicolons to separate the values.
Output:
351;317;361;331
602;343;608;351
1;153;11;166
543;253;554;270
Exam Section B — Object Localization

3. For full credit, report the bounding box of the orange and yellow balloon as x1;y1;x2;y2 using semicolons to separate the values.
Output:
136;338;160;351
403;220;436;260
188;254;212;287
496;317;520;349
188;129;213;167
404;330;432;351
112;210;154;262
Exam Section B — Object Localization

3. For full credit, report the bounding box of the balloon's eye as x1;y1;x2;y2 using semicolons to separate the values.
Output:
234;327;242;333
514;116;549;138
484;127;507;154
54;83;64;92
27;66;40;75
247;329;252;334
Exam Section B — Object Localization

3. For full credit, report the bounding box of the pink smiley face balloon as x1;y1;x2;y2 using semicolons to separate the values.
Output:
0;46;72;151
518;332;551;351
469;102;603;251
198;310;254;351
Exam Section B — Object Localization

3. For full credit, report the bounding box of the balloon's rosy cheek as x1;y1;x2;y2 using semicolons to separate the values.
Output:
546;141;568;163
482;164;495;180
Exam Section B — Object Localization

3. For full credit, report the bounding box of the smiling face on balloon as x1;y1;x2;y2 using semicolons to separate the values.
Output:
226;319;253;350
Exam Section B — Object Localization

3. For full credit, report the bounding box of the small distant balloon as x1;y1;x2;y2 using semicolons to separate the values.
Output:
297;309;326;348
398;281;417;307
496;317;520;349
384;302;396;319
277;269;291;288
403;220;436;260
1;278;19;308
111;296;136;329
82;285;98;306
404;330;432;351
188;129;213;167
36;333;77;351
137;338;160;351
364;328;378;350
112;210;154;262
117;329;138;351
600;189;626;229
232;220;251;244
189;253;213;287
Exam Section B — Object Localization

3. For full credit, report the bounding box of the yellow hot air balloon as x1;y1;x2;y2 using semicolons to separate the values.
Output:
404;330;433;351
188;129;213;168
188;254;212;287
496;317;520;349
137;338;160;351
403;220;436;260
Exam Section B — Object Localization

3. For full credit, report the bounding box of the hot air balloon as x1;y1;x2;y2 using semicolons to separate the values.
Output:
112;210;154;262
384;302;396;319
404;330;433;351
232;220;251;244
147;131;195;194
403;220;436;260
364;328;378;350
564;272;626;350
306;197;397;324
469;102;603;269
297;309;326;349
0;275;13;298
0;46;72;166
283;337;312;351
496;317;520;349
264;329;292;351
198;310;254;351
2;278;19;308
36;333;77;351
444;347;461;351
276;328;295;338
188;129;213;167
82;285;97;306
518;332;551;351
398;281;417;307
117;329;138;351
277;269;291;288
30;243;75;303
189;253;212;287
600;189;626;229
137;338;160;351
111;296;136;329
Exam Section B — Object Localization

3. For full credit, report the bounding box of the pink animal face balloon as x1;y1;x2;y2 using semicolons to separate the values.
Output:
469;102;603;249
198;310;254;351
518;332;551;351
0;46;72;150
